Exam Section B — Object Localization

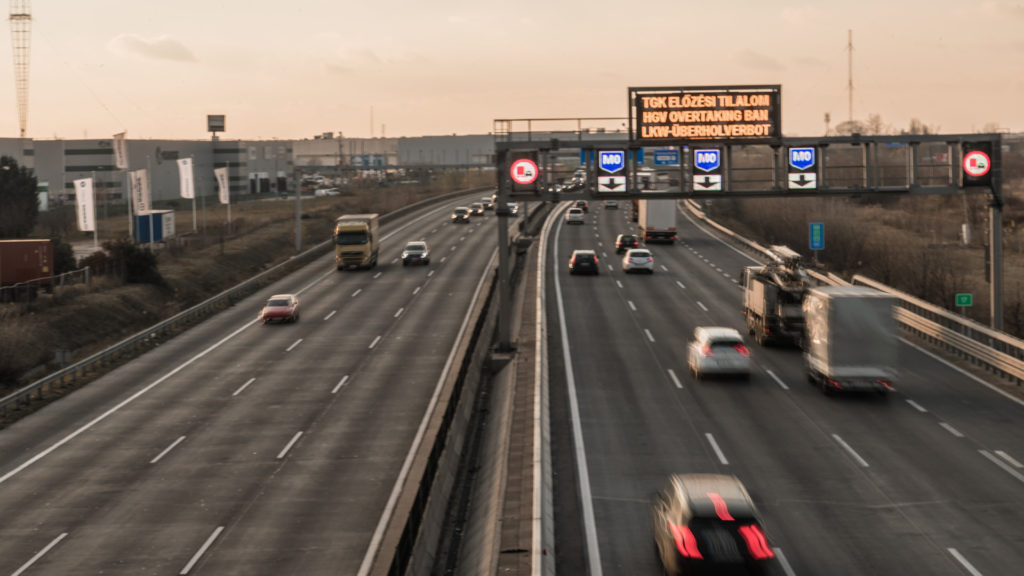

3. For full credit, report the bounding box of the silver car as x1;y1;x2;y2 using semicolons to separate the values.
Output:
622;248;654;274
688;326;751;379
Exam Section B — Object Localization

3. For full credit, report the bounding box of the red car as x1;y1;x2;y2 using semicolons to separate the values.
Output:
260;293;300;324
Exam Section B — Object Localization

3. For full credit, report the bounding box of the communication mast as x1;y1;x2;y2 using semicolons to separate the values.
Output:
847;29;853;123
9;0;31;137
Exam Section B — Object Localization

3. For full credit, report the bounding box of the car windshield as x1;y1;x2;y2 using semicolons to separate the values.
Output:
268;299;290;307
405;244;424;252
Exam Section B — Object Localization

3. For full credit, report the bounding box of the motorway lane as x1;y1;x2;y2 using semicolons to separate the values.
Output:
0;193;504;575
549;200;1024;575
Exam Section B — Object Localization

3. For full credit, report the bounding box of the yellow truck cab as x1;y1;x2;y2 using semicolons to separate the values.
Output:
334;214;380;270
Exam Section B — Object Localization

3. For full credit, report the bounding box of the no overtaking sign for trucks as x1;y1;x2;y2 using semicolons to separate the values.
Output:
510;158;539;185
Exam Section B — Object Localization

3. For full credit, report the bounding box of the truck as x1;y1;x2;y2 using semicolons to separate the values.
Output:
803;285;899;396
637;199;678;243
742;245;809;347
333;213;379;270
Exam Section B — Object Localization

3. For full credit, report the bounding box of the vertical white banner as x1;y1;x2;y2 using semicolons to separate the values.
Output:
113;132;129;170
130;168;151;214
73;178;95;232
177;157;195;199
215;167;230;205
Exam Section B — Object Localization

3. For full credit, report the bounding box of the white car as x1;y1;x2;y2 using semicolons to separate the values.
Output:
564;207;585;224
688;327;751;380
622;248;654;274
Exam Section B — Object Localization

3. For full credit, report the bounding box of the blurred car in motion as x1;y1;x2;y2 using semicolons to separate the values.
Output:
622;248;654;274
506;201;520;216
688;327;751;379
470;202;485;216
480;197;495;210
615;233;640;253
604;199;619;209
574;199;589;212
314;187;340;197
451;207;470;223
401;241;430;266
568;249;600;275
651;473;774;575
260;294;300;324
565;207;585;225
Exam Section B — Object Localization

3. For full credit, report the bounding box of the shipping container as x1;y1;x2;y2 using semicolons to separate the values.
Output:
0;239;53;286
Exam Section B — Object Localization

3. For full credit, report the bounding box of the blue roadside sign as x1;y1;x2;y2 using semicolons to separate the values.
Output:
653;149;680;166
599;150;625;173
694;149;721;172
809;222;824;250
789;147;815;171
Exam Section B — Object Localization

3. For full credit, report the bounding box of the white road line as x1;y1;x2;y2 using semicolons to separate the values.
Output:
644;329;655;343
12;532;68;576
332;375;350;394
697;301;708;312
940;422;965;438
996;450;1023;468
947;548;984;576
151;436;186;464
394;307;404;318
277;431;304;459
450;246;457;251
179;527;224;575
676;280;686;290
774;547;797;576
373;272;382;279
441;257;448;263
616;281;623;289
232;377;255;396
428;270;435;277
390;258;399;264
286;339;302;352
706;433;729;465
607;264;613;272
369;336;381;349
459;236;466;241
905;399;928;413
324;310;337;321
413;286;421;295
627;300;637;311
352;288;362;297
980;450;1024;484
766;369;789;390
832;434;869;467
660;265;668;272
668;369;683;389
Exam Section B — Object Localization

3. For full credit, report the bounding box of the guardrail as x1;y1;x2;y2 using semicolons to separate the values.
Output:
682;199;1024;389
0;187;492;419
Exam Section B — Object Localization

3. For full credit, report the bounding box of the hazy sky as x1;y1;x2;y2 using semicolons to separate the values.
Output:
1;0;1022;141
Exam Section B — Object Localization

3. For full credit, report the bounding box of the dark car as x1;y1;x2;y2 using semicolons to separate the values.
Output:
451;207;470;223
574;199;589;212
652;474;774;575
259;293;300;324
401;241;430;266
615;233;640;253
569;249;600;275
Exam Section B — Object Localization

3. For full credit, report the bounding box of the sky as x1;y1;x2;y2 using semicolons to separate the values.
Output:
0;0;1022;141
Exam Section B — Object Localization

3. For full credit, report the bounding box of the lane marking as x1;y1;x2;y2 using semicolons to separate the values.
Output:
616;281;623;289
286;339;303;352
980;450;1024;484
12;532;68;576
676;280;686;290
277;431;303;459
668;369;683;389
428;270;436;277
832;434;869;467
627;301;637;311
706;433;729;465
373;272;382;279
179;526;224;575
394;307;404;318
413;286;421;295
369;336;381;349
332;375;349;395
947;548;984;576
697;301;708;312
151;436;186;464
660;265;668;272
995;450;1023;468
232;377;255;396
644;329;655;343
324;310;337;321
766;369;789;390
352;288;362;297
905;399;928;413
940;422;965;438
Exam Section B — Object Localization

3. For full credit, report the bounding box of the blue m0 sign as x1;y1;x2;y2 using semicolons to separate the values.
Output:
599;150;625;174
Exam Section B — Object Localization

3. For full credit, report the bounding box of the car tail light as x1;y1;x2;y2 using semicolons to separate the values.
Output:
707;493;734;521
826;378;843;390
733;344;750;357
879;380;894;390
645;257;653;262
702;345;714;356
738;524;774;560
669;522;703;559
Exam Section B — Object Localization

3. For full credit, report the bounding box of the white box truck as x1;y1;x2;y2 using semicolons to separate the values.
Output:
638;199;677;243
803;285;898;396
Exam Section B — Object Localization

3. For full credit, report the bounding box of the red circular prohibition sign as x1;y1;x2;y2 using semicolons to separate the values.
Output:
510;158;539;185
963;150;991;178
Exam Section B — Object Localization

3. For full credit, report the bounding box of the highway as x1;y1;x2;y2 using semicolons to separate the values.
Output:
545;200;1024;575
0;193;500;575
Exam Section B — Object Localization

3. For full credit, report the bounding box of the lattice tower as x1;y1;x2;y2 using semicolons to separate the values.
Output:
9;0;31;137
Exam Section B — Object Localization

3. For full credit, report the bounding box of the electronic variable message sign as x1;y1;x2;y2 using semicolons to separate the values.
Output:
629;85;781;145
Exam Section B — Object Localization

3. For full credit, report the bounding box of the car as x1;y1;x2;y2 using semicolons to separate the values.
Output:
651;473;775;575
401;241;430;265
615;233;640;253
604;199;619;209
480;197;495;210
568;249;600;275
687;326;751;379
470;202;485;216
574;199;589;212
506;201;520;216
314;187;340;197
622;248;654;274
565;207;585;224
451;207;471;223
259;293;300;324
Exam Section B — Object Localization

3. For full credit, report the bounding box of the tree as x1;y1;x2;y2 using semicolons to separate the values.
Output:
0;155;39;238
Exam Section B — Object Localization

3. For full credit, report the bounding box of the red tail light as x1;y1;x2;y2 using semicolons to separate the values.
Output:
702;345;714;356
738;524;774;560
733;344;750;357
669;522;703;559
